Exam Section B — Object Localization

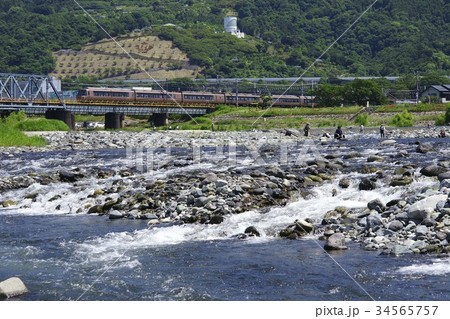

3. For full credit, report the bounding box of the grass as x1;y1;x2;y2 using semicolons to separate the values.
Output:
15;118;69;132
218;106;362;118
74;115;105;122
112;103;446;132
161;105;355;131
374;103;447;113
0;113;47;146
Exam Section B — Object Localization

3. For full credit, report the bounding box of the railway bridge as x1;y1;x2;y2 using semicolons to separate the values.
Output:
0;73;213;129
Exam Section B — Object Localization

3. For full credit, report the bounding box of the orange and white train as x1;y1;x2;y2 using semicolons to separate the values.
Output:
76;87;316;107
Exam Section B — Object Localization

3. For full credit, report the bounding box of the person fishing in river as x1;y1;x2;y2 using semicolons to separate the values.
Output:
380;124;385;138
304;123;310;137
334;126;345;140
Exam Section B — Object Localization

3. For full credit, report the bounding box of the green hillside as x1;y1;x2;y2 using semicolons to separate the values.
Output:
0;0;448;78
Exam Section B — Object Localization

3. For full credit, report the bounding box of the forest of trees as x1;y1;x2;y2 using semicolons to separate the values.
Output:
0;0;448;78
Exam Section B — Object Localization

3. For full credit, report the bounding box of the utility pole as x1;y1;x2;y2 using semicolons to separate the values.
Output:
415;71;420;104
235;78;239;108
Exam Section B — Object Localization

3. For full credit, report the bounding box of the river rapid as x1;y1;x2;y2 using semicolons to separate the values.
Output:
0;130;449;301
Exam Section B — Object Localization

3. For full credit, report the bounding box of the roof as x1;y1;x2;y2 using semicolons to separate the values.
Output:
428;85;450;92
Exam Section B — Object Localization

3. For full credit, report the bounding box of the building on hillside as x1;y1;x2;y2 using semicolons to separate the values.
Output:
421;84;450;103
224;17;244;38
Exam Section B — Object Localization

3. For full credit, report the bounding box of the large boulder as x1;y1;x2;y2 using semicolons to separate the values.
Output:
359;178;376;191
415;225;428;237
338;178;350;189
367;199;385;213
87;205;104;215
295;219;314;233
280;219;314;239
324;233;347;250
244;226;261;237
387;220;404;231
365;214;384;231
438;172;450;182
420;165;447;177
59;170;80;183
390;176;413;186
416;143;434;154
0;277;28;300
209;215;224;224
407;195;447;220
108;210;124;220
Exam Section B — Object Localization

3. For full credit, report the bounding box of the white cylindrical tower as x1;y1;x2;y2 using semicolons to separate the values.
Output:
224;17;238;34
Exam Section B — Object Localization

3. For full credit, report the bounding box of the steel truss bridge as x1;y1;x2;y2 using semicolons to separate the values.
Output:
0;73;212;116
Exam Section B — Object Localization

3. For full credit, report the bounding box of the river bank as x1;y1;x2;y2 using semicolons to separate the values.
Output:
0;125;447;154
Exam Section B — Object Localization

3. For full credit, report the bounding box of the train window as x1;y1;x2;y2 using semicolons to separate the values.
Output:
93;91;129;97
278;98;299;103
184;95;214;101
239;96;258;102
137;93;173;99
226;96;259;101
137;93;162;99
111;92;129;97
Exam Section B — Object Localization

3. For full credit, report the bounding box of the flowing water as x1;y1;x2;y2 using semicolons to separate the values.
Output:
1;137;449;301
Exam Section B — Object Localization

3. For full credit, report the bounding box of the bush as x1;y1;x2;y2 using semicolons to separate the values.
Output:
435;114;446;126
389;110;414;127
15;118;69;131
354;113;369;126
0;112;47;146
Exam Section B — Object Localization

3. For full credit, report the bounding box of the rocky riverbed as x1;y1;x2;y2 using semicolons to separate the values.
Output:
0;125;447;154
1;128;449;257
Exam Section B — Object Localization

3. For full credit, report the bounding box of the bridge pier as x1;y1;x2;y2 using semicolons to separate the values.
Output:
0;111;13;118
151;113;168;127
45;109;75;130
105;113;124;130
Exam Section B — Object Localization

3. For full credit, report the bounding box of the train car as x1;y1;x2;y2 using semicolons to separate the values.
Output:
270;95;301;107
77;87;134;102
225;93;261;106
300;95;317;107
134;89;183;104
182;92;225;104
75;86;316;108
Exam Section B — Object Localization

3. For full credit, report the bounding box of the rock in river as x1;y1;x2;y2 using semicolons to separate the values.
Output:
420;165;447;177
407;195;447;220
108;210;124;219
416;143;433;154
359;178;376;191
324;233;347;251
0;277;28;300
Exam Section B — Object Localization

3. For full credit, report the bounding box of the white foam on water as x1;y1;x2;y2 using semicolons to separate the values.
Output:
396;258;450;276
0;179;118;216
70;173;436;266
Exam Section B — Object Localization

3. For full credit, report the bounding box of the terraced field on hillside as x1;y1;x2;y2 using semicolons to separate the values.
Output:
51;34;200;80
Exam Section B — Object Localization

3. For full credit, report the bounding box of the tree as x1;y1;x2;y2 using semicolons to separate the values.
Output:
311;84;343;107
343;79;387;106
420;74;450;87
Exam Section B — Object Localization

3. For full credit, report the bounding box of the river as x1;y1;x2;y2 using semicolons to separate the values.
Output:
1;135;449;301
